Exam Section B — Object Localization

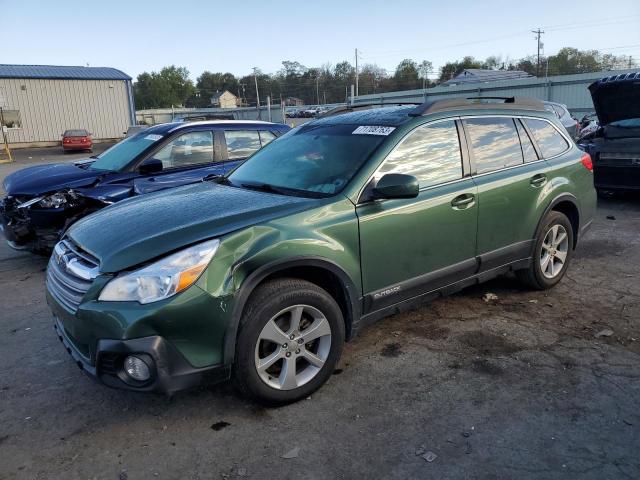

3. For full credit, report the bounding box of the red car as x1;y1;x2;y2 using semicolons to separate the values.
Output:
62;129;93;152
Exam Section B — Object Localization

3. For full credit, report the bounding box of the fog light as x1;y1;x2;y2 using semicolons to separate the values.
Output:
123;355;151;381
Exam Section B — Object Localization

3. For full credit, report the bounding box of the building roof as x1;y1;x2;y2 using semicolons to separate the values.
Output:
0;64;131;81
442;69;533;86
210;90;236;100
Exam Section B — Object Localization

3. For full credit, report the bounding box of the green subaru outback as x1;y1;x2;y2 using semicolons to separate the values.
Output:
46;98;596;404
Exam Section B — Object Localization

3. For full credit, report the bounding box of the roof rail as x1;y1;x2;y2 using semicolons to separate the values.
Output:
318;102;421;118
408;97;546;117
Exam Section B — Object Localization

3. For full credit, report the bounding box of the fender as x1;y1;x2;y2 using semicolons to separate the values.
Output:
531;192;581;253
222;256;362;365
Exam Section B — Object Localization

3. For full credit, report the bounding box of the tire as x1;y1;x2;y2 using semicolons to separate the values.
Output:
517;211;574;290
233;278;345;405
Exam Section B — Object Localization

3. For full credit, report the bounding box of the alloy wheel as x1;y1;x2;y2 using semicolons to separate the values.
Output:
254;304;332;390
540;224;569;279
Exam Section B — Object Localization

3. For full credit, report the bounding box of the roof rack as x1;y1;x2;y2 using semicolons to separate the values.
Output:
318;102;421;118
408;97;546;117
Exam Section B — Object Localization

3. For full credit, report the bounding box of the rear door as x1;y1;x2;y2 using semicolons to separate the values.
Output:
357;119;478;312
464;116;549;271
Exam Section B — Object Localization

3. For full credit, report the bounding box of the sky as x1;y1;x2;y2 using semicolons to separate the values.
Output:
2;0;639;81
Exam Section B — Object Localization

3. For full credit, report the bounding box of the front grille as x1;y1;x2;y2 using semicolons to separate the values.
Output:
46;239;99;313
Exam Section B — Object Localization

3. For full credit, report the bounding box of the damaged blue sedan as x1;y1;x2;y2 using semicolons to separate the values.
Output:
1;120;289;253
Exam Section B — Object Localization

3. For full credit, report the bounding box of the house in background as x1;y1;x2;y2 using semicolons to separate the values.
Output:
210;90;238;108
284;96;304;106
442;69;534;86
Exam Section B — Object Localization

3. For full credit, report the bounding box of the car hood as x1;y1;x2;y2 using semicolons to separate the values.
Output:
589;74;640;126
3;160;101;196
68;182;317;273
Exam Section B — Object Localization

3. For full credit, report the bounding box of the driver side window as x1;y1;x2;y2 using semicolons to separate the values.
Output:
154;131;214;169
378;120;463;188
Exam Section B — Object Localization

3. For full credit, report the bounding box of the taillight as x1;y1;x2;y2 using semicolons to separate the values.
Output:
581;153;593;171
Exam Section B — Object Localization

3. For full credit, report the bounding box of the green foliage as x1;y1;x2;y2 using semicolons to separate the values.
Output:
134;66;195;109
191;72;239;107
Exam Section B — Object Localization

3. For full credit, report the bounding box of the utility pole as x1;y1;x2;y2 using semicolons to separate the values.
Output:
316;72;320;105
253;67;261;119
354;48;359;97
532;28;545;76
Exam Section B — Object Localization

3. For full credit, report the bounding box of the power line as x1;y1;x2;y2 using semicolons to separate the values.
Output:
361;15;640;61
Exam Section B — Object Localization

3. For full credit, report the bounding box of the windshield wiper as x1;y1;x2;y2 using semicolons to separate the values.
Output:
239;181;290;195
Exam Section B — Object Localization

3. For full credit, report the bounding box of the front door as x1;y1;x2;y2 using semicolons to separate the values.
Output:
133;129;224;194
357;119;478;312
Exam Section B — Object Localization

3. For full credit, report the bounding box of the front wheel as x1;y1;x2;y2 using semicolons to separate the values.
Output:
233;278;345;405
517;211;574;290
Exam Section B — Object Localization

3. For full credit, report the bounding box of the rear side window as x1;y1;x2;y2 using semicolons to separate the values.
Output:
516;120;538;163
378;120;462;188
524;119;569;158
225;130;262;160
259;130;277;146
465;118;523;174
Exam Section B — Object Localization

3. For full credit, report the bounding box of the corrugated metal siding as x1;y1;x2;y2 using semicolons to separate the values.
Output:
0;78;131;144
354;69;638;114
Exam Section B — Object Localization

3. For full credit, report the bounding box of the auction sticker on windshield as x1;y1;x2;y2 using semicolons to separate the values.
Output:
144;134;163;141
352;126;396;136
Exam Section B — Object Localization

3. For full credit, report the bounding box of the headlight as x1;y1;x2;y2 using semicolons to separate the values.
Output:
38;192;68;208
98;239;220;304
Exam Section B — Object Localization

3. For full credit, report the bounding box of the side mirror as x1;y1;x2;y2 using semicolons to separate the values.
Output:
371;173;419;200
139;158;163;174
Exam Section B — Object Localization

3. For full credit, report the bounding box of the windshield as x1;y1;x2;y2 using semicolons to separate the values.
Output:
227;124;387;197
64;130;88;137
90;133;162;171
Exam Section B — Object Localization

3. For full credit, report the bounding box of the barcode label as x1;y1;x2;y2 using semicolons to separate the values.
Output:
352;126;396;136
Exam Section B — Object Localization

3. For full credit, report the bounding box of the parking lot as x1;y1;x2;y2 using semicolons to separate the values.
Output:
0;150;639;479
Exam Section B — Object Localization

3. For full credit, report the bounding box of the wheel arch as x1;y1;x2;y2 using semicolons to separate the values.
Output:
537;193;581;249
223;257;362;365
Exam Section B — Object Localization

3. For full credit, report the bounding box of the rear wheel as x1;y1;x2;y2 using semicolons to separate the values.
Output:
517;211;574;290
233;278;345;405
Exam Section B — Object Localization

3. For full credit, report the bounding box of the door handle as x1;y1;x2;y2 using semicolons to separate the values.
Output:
451;193;475;209
530;173;547;187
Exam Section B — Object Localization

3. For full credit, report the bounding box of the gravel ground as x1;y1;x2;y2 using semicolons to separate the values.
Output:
0;151;639;479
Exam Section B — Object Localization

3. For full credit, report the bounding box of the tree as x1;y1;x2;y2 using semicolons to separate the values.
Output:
133;66;195;109
417;60;434;89
394;59;420;90
359;64;388;95
192;71;238;107
333;61;355;102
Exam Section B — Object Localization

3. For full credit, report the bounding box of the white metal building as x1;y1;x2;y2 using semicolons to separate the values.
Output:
0;65;135;148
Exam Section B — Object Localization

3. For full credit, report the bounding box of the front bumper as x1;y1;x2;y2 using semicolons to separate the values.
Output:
63;143;92;150
1;197;69;252
53;315;230;394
